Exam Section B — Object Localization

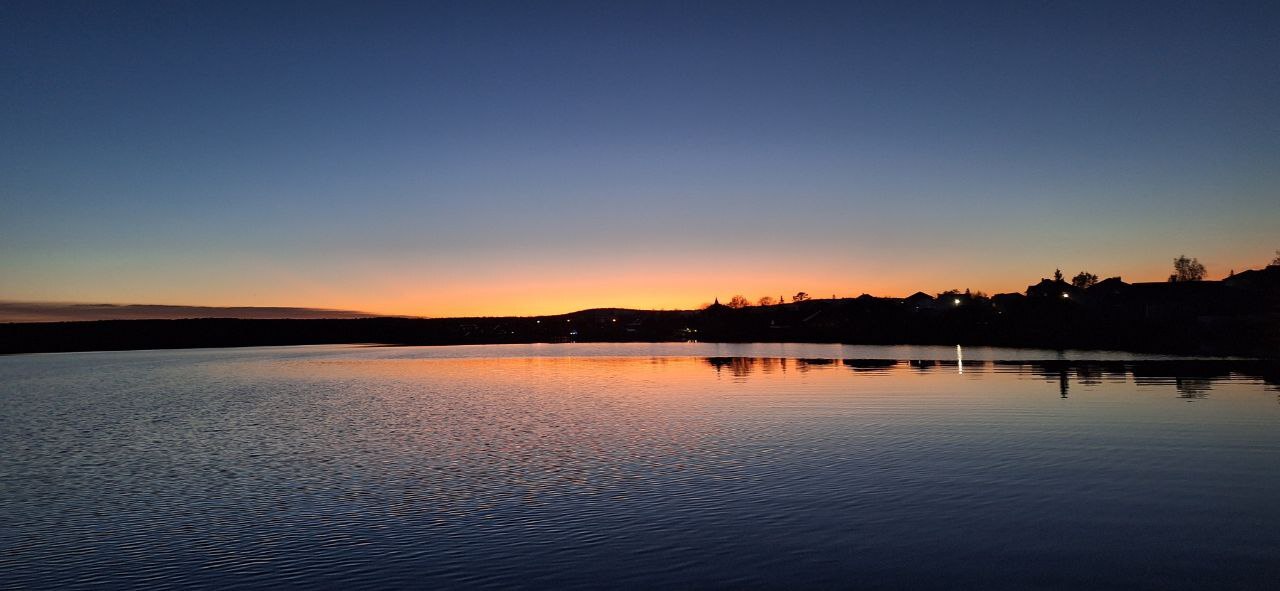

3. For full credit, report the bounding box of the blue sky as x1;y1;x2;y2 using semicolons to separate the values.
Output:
2;1;1277;315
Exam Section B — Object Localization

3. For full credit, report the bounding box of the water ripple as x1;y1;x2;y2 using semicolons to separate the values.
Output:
1;345;1278;589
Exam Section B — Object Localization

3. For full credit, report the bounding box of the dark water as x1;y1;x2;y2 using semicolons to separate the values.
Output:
2;343;1278;589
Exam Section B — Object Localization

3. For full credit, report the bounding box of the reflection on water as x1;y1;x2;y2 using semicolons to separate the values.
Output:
1;344;1278;590
703;354;1280;401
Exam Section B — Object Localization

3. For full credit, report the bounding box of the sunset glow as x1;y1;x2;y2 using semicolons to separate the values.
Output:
4;252;1274;318
2;2;1276;318
3;3;1279;588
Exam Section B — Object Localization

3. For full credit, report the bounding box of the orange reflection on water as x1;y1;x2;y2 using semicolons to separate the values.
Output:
262;353;1279;403
220;352;1280;516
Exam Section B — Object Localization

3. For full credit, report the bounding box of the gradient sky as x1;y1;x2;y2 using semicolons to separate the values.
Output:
3;1;1277;317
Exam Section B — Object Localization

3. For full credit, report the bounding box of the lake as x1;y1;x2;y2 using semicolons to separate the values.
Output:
2;343;1278;589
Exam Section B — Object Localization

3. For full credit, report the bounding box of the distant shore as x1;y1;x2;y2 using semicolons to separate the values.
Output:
3;267;1277;357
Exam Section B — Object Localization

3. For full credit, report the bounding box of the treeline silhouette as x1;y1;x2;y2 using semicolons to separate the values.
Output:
3;264;1278;356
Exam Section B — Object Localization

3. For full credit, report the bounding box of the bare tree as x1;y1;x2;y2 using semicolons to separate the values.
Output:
1071;271;1099;289
757;296;776;306
1170;255;1206;282
727;295;752;308
793;292;811;302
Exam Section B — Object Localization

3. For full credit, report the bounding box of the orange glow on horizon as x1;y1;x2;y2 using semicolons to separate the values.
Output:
268;257;1258;318
4;252;1266;319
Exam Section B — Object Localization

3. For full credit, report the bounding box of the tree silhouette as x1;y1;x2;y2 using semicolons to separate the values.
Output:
793;292;811;302
757;296;776;306
1071;271;1099;289
1272;250;1280;266
1053;268;1063;282
727;295;752;308
1170;255;1206;282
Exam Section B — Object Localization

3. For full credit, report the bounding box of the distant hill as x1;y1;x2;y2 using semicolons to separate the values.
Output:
3;266;1277;356
0;302;383;323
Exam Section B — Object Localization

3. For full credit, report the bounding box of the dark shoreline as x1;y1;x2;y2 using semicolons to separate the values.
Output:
3;276;1277;358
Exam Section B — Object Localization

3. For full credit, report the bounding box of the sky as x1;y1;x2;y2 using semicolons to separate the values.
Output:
2;0;1277;317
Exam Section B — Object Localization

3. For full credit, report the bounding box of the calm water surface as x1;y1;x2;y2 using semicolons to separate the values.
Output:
2;343;1278;589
